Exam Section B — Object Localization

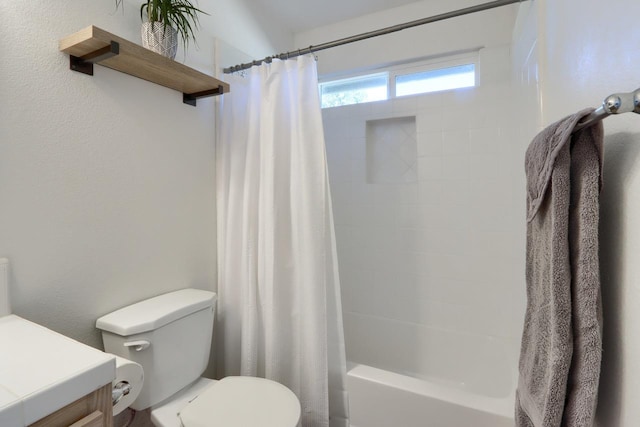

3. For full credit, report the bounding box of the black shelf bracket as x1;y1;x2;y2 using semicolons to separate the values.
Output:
70;41;120;76
183;85;225;106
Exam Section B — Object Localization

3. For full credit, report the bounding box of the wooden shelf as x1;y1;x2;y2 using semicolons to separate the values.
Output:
59;26;230;106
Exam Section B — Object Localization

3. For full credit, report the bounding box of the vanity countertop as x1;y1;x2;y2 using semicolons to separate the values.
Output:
0;314;115;426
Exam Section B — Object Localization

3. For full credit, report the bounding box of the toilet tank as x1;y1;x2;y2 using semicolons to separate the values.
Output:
96;288;216;410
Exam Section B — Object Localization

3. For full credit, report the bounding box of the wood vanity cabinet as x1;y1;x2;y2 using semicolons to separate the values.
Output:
28;383;112;427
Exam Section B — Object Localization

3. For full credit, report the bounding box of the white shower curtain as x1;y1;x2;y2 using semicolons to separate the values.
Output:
216;55;349;427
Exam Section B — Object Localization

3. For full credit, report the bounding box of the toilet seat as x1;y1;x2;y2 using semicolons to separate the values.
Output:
150;377;214;427
178;376;301;427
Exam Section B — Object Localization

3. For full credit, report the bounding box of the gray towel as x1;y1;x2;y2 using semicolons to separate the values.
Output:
516;109;604;427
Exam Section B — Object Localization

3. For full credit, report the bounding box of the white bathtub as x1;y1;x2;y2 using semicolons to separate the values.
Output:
347;364;514;427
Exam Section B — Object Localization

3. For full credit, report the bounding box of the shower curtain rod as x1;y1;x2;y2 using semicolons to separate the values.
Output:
573;88;640;133
223;0;525;74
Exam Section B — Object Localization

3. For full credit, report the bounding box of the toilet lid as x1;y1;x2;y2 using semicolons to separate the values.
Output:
178;376;301;427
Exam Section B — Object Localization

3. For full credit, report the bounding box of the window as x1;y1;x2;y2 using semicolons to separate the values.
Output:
395;64;475;97
319;73;388;108
319;53;477;108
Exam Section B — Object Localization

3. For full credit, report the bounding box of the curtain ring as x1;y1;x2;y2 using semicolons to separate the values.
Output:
309;46;318;61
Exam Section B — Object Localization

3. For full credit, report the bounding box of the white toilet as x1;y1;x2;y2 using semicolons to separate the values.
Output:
96;288;301;427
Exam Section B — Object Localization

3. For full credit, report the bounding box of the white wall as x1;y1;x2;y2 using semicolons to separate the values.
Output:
295;0;518;77
0;1;290;360
512;0;640;425
314;1;525;401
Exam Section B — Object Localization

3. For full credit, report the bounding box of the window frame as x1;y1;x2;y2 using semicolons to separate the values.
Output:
318;72;390;108
318;51;479;108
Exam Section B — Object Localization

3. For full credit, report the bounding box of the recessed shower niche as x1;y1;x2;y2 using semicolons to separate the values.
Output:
366;116;418;184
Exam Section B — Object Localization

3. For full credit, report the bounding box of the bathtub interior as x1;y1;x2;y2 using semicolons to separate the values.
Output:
344;313;514;398
347;364;514;427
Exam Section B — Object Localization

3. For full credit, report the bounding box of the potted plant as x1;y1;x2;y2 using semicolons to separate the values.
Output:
115;0;208;59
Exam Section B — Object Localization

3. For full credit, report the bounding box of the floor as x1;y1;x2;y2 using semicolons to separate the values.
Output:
114;408;153;427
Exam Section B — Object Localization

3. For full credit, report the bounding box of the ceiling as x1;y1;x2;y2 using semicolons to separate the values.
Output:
249;0;424;33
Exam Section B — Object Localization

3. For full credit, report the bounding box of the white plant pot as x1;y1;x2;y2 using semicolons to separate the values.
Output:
141;22;178;59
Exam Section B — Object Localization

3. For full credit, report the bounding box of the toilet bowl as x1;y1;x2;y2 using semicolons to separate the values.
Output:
96;288;301;427
151;377;301;427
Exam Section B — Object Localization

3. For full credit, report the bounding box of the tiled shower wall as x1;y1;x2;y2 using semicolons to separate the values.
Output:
323;45;528;396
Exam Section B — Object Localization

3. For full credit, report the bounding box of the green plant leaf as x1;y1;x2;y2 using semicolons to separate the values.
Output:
125;0;208;52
